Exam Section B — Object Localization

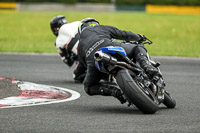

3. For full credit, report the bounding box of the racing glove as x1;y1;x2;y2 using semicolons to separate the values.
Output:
62;51;78;67
138;34;147;43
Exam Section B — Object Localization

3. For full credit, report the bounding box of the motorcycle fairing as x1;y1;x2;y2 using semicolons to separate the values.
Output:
97;46;127;56
95;61;104;72
95;46;127;73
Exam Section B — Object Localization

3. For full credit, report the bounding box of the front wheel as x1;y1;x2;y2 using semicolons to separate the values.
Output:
115;69;159;114
163;91;176;108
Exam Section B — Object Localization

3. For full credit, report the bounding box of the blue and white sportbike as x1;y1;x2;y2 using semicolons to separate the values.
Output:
94;39;176;114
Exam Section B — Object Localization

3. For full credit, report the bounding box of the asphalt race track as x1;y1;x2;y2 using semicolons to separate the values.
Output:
0;53;200;133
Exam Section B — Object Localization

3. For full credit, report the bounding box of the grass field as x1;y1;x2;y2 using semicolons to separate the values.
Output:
0;11;200;57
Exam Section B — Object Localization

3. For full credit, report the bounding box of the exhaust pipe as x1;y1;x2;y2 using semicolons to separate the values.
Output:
94;51;142;73
94;51;117;65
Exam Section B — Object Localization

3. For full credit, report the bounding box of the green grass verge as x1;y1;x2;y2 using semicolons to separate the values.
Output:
0;11;200;57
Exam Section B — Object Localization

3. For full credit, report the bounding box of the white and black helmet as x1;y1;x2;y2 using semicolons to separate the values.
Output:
50;15;68;36
78;18;99;34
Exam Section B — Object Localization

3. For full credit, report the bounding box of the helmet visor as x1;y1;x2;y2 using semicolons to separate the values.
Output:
51;27;59;36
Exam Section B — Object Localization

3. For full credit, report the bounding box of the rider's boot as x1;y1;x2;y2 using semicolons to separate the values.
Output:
99;86;126;104
136;53;159;76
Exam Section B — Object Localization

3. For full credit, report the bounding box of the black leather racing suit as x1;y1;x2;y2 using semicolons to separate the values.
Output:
78;25;148;95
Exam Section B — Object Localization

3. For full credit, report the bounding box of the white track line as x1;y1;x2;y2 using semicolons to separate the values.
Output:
0;81;80;109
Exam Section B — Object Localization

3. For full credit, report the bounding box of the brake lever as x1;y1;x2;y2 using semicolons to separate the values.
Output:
143;38;153;45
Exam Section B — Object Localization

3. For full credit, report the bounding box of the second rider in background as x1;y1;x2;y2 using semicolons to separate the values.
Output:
50;15;86;83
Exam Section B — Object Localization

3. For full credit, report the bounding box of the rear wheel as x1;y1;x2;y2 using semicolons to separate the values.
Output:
163;91;176;108
115;69;159;114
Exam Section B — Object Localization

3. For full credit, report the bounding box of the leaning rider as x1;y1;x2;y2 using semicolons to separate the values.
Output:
77;18;159;104
50;15;86;83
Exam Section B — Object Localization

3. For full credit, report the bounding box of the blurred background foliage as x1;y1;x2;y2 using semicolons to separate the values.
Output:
0;11;199;57
0;0;200;6
0;0;199;56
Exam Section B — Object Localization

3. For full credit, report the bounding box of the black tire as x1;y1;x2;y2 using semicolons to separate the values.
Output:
163;91;176;108
115;69;159;114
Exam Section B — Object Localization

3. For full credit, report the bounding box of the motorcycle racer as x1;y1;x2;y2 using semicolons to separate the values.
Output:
77;18;159;104
50;15;86;83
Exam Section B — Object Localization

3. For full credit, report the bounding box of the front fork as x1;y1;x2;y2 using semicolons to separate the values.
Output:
141;74;165;104
147;54;165;103
153;76;165;103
